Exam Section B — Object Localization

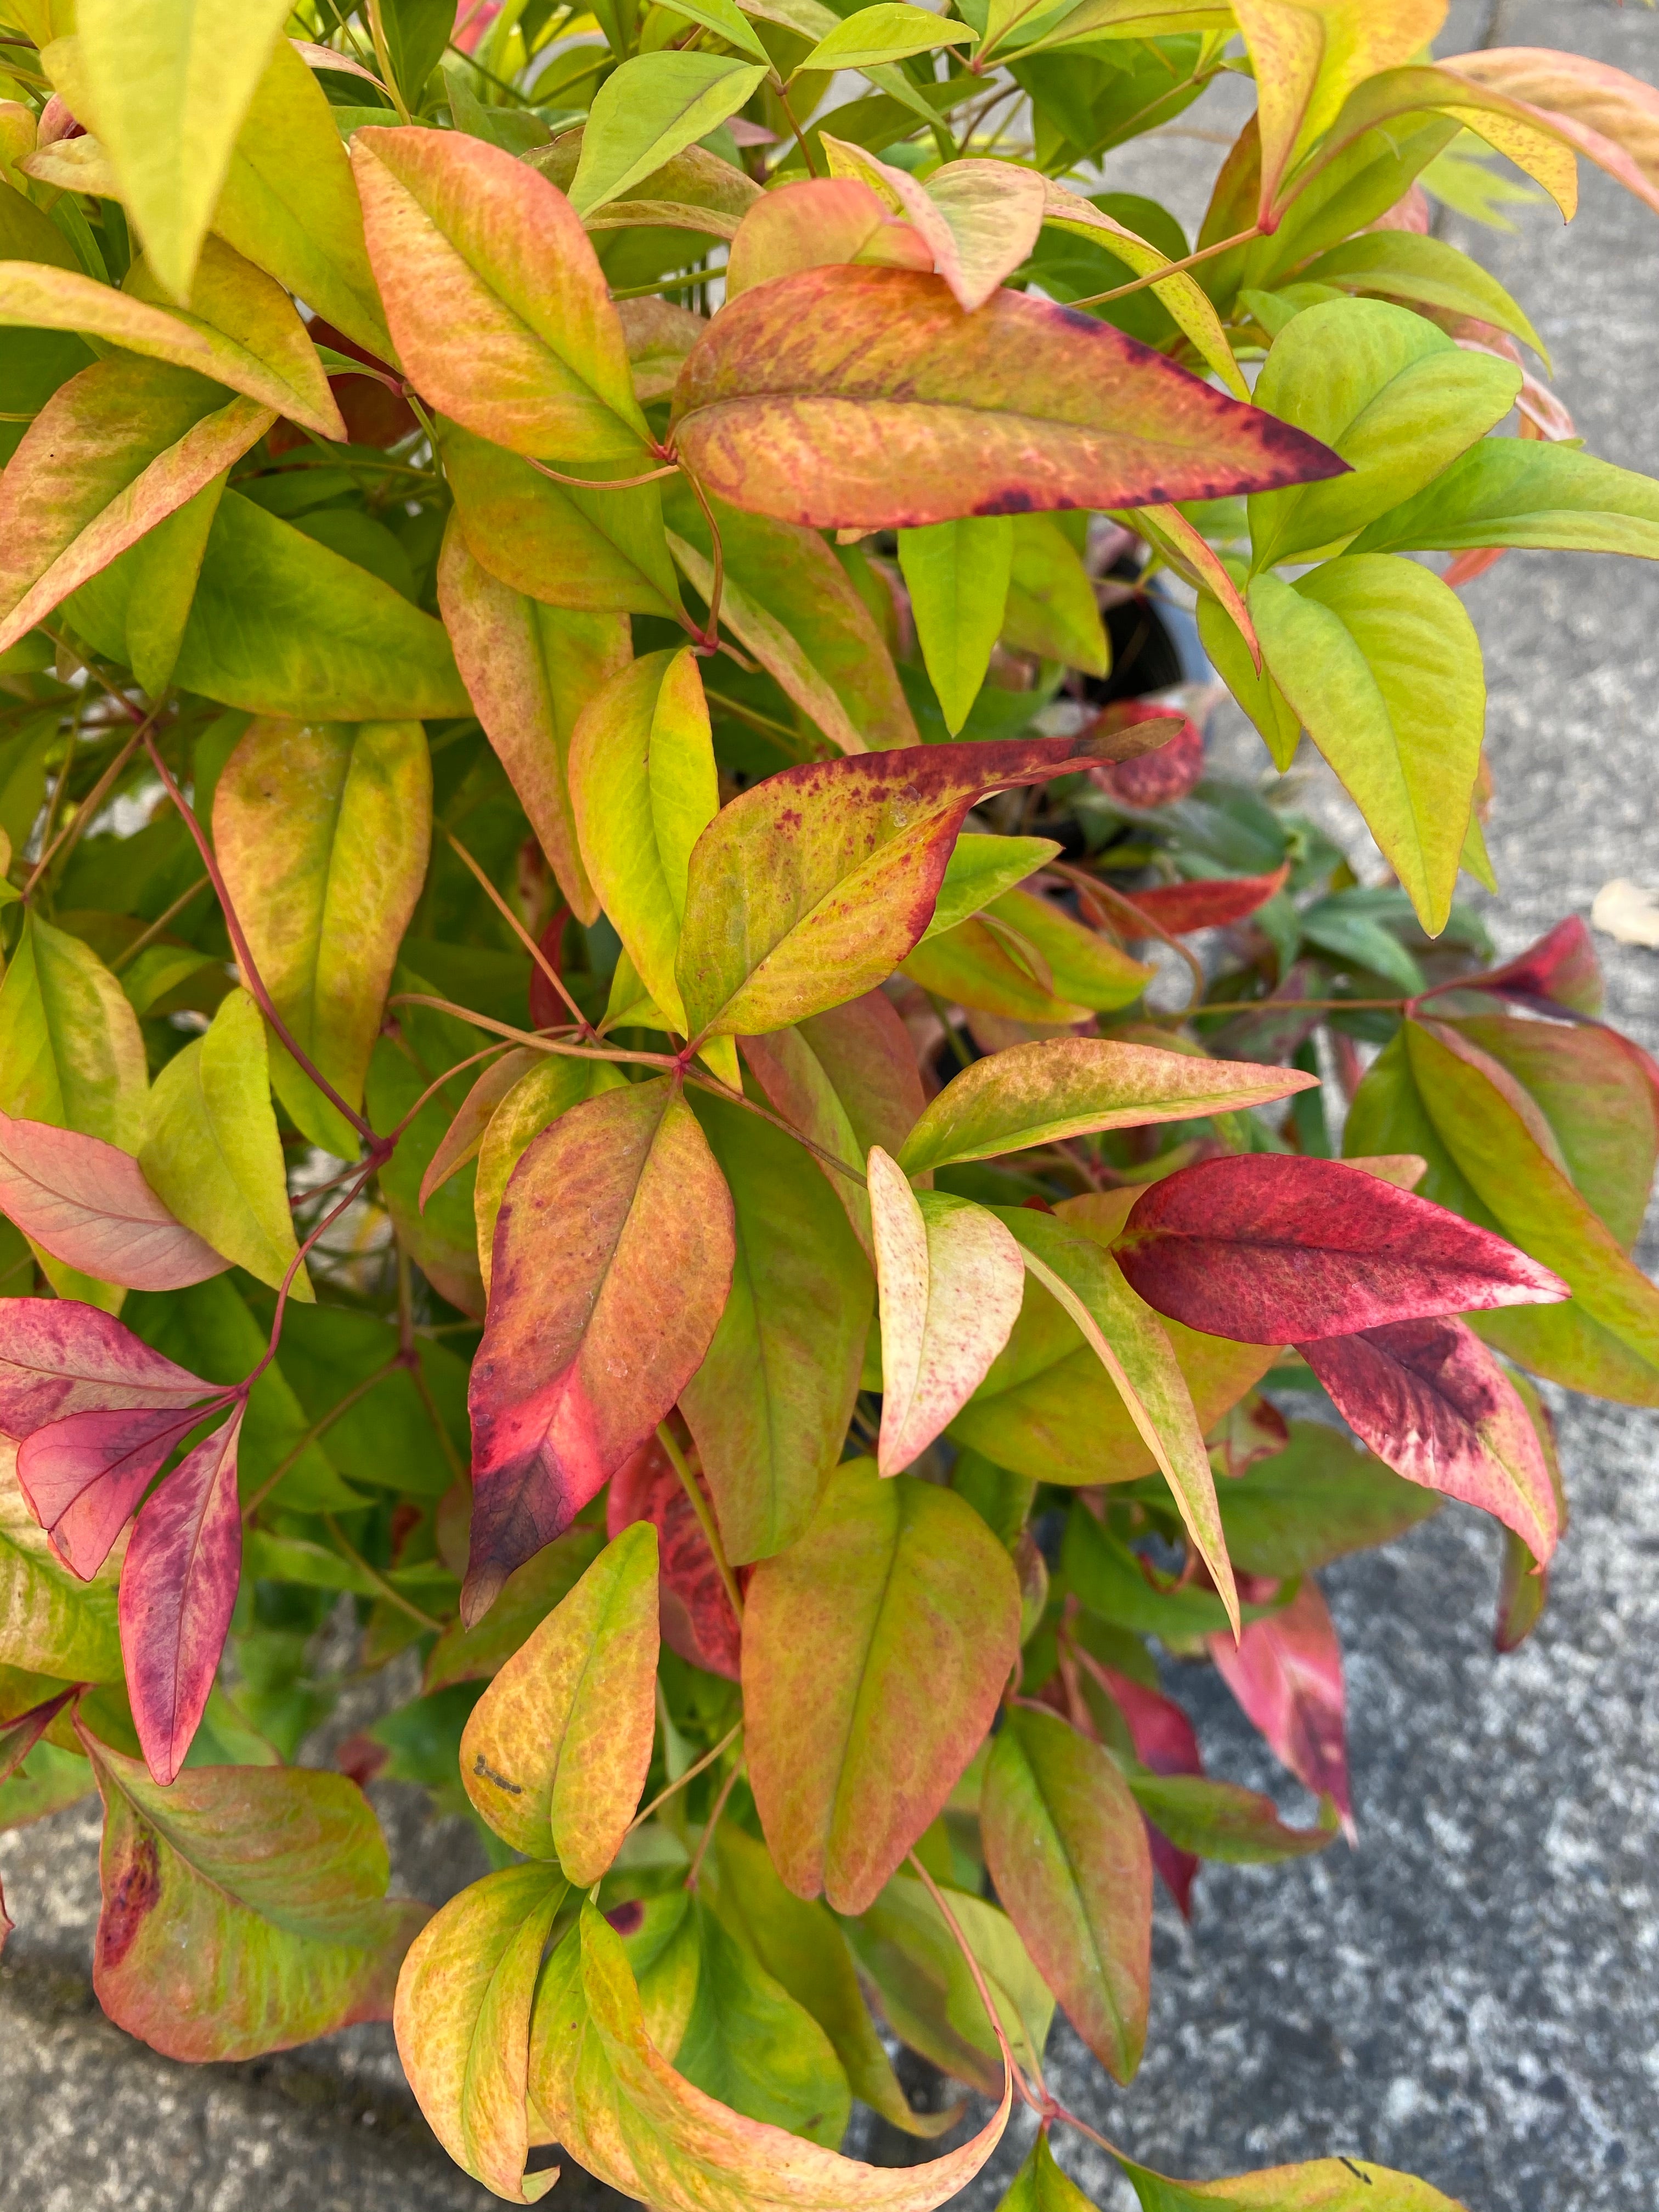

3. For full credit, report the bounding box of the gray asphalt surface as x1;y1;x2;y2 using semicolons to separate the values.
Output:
3;4;1656;2205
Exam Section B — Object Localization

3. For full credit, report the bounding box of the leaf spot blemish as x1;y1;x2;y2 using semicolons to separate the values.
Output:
472;1753;524;1795
98;1831;161;1971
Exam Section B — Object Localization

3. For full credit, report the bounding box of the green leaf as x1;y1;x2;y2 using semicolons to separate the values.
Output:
1296;230;1546;362
67;490;470;720
84;1731;428;2061
656;0;771;60
570;648;718;1039
803;2;977;69
117;472;229;698
1001;2130;1104;2212
275;1303;470;1500
1248;299;1520;571
367;1022;487;1322
981;1705;1150;2083
459;1522;659;1881
1121;1771;1338;1864
354;123;651;464
898;1037;1310;1177
1000;1207;1237;1634
71;0;294;302
213;715;432;1151
1114;2152;1459;2210
1001;515;1109;674
527;1901;1014;2209
1348;437;1659;562
0;911;148;1153
139;985;311;1300
923;834;1060;943
1060;1506;1234;1639
680;1091;873;1564
842;1873;1052;2097
442;421;683;618
743;1458;1021;1913
571;54;771;217
631;1888;853;2148
1215;1420;1441;1577
394;1861;569;2204
1248;554;1484;934
0;1455;123;1681
979;887;1155;1013
712;1823;960;2141
1198;588;1301;771
436;515;629;927
898;517;1012;736
0;358;268;659
381;0;456;104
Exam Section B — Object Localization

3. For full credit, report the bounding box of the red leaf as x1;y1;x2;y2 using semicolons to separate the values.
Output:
1114;1156;1568;1344
16;1402;210;1580
464;1079;733;1622
268;318;417;456
0;1111;230;1291
1299;1316;1560;1561
0;1298;211;1438
1119;866;1292;937
119;1410;244;1785
1420;915;1604;1017
1207;1578;1352;1837
1092;1664;1203;1916
606;1432;743;1681
1088;708;1205;809
526;909;572;1033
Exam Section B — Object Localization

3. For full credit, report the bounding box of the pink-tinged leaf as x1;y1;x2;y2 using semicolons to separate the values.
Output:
1138;505;1261;668
352;126;648;464
1111;868;1293;939
1299;1315;1559;1562
676;730;1171;1042
1207;1577;1352;1837
670;264;1346;532
1083;1661;1203;1916
1090;710;1205;810
822;141;1048;314
1446;46;1659;218
464;1078;733;1623
1420;914;1604;1017
84;1731;428;2061
1493;1368;1564;1655
117;1410;244;1786
868;1150;1025;1477
1115;1155;1568;1344
607;1431;742;1680
18;1402;214;1581
741;990;926;1255
0;1298;211;1441
0;1112;229;1291
724;177;933;300
419;1049;539;1214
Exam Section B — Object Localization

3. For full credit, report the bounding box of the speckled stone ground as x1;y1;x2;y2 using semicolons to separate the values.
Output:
3;5;1657;2206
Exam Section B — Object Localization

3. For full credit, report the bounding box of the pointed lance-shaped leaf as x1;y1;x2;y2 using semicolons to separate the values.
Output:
1443;44;1659;218
420;1049;540;1216
1207;1576;1352;1836
0;912;149;1158
1114;2148;1466;2211
868;1151;1025;1479
742;1458;1020;1914
83;1731;428;2061
1299;1316;1558;1562
1114;867;1291;938
118;1407;243;1786
675;729;1175;1042
436;515;629;927
394;1862;569;2204
1418;915;1602;1018
460;1522;658;1882
0;358;270;659
353;125;651;465
898;515;1012;738
669;264;1346;531
897;1037;1316;1178
569;52;770;218
1077;1660;1203;1916
1001;2131;1102;2212
464;1079;733;1623
139;988;312;1301
18;1401;218;1582
72;0;295;302
0;1299;211;1440
213;716;432;1153
1122;1771;1339;1866
981;1704;1152;2084
1114;1155;1568;1344
0;1113;227;1293
570;647;718;1040
607;1432;741;1680
527;1903;1013;2212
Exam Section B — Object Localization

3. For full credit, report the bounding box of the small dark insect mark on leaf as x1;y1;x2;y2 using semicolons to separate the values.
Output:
1338;2158;1373;2185
472;1753;524;1795
98;1831;161;1972
603;1899;645;1935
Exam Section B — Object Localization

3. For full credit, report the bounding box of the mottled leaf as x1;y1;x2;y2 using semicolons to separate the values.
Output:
725;176;932;301
743;1458;1020;1913
0;1111;225;1293
472;1056;630;1299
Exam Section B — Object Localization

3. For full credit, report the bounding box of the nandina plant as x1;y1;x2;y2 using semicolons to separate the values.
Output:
0;2;1656;2206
